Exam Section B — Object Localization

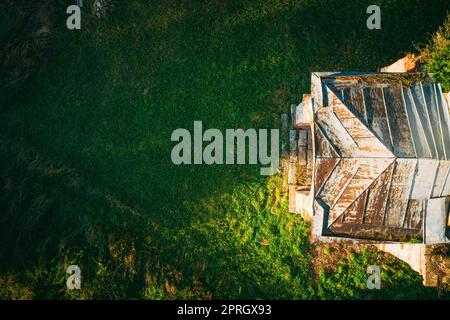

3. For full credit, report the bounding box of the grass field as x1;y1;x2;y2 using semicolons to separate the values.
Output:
0;0;449;299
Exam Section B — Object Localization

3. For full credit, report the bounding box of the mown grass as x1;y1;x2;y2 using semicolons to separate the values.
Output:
0;0;449;299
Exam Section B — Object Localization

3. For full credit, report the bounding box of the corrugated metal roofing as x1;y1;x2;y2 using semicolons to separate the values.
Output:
311;73;450;242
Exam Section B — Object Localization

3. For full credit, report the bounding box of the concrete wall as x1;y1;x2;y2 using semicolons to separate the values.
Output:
425;197;449;244
375;243;426;276
380;54;420;72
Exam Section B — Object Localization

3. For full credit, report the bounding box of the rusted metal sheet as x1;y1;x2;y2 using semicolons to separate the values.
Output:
410;159;438;199
306;73;449;242
314;158;340;196
432;161;450;197
316;105;356;157
423;82;446;159
318;159;359;209
340;87;367;123
363;162;395;225
363;87;393;152
437;84;450;159
403;199;424;229
403;86;430;158
315;125;339;158
383;84;416;157
331;92;393;158
329;222;422;241
329;158;393;224
385;159;417;228
322;77;359;90
338;188;369;224
410;83;437;158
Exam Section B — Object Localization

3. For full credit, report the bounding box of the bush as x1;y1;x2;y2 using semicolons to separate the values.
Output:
420;13;450;91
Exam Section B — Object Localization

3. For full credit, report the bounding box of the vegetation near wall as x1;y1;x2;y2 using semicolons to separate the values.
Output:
420;13;450;91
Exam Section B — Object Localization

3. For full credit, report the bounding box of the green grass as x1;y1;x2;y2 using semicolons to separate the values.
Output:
316;247;439;299
0;0;449;299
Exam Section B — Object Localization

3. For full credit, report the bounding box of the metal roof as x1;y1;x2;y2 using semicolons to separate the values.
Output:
310;72;450;243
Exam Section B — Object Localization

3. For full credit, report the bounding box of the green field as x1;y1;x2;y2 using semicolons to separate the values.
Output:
0;0;449;299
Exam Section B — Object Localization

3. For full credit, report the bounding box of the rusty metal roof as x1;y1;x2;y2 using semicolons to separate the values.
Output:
311;73;450;243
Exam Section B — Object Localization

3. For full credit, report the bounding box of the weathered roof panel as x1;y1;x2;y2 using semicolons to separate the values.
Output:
384;85;416;157
311;72;450;242
384;159;416;228
410;159;439;200
364;162;394;225
403;86;431;158
363;87;393;152
314;157;339;195
329;158;393;227
431;161;450;198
